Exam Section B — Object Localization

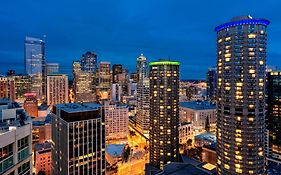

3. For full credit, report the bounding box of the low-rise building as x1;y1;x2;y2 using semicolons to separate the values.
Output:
180;101;216;134
34;142;52;175
105;144;125;166
202;143;216;165
194;132;216;147
179;122;193;145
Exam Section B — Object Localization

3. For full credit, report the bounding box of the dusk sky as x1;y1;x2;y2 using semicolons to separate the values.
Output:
1;0;281;79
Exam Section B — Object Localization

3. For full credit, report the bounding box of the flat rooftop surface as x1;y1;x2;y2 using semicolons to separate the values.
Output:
195;132;216;142
55;103;102;113
180;101;216;110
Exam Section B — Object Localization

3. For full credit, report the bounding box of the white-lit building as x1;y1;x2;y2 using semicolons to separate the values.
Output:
179;122;194;145
47;74;68;105
104;101;128;140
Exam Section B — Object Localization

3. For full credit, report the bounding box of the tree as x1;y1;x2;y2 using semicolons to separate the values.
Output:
205;116;210;132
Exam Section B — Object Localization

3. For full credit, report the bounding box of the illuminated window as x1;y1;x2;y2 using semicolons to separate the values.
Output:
248;33;256;38
225;37;231;41
224;164;230;169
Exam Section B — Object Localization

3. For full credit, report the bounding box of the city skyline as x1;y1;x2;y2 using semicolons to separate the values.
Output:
1;0;281;79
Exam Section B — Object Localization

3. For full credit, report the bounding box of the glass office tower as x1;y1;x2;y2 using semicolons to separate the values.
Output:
215;16;269;175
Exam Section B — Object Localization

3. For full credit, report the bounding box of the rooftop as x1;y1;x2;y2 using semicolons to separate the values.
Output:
180;101;216;110
106;144;125;157
195;132;216;142
55;103;102;113
149;61;180;66
34;142;51;152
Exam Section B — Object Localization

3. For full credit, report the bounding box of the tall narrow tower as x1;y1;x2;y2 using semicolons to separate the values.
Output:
215;16;269;175
149;60;180;169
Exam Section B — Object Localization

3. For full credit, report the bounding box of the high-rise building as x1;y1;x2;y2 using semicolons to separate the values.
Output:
98;62;111;100
111;83;122;102
130;72;138;82
103;101;128;140
112;64;122;83
267;71;281;164
47;74;68;105
136;54;150;137
24;36;45;100
0;76;15;101
206;67;217;102
10;75;32;100
0;101;32;175
46;63;59;75
72;61;96;102
51;103;105;175
215;16;269;175
23;93;38;117
81;51;98;73
149;60;180;169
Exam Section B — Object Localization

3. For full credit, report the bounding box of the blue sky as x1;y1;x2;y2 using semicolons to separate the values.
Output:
0;0;281;79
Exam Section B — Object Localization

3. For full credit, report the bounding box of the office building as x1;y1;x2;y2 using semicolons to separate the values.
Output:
104;101;128;140
98;62;111;100
112;64;123;83
51;103;105;175
32;118;51;146
34;142;52;175
10;75;32;100
0;76;15;101
24;36;45;100
136;54;150;137
72;61;96;102
149;60;180;169
111;83;122;102
130;72;138;82
267;71;281;164
179;101;216;134
206;67;217;102
215;16;269;174
0;103;32;175
23;93;38;117
46;63;59;75
80;51;98;73
47;74;68;105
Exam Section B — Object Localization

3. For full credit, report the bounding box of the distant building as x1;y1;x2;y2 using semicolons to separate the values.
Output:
10;75;32;100
72;61;96;102
0;76;15;101
23;93;38;117
128;79;137;96
34;142;52;175
112;64;123;83
104;101;128;140
136;54;150;137
47;74;68;105
149;60;180;169
46;63;59;75
130;72;138;82
179;122;193;145
180;101;216;134
24;36;45;100
98;62;111;100
206;67;217;102
0;103;32;175
51;103;105;175
111;83;122;102
32;119;51;146
81;51;98;73
6;70;16;76
267;71;281;164
105;144;125;166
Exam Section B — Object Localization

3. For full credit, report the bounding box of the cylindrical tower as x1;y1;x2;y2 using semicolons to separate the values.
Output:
215;16;270;175
149;60;180;169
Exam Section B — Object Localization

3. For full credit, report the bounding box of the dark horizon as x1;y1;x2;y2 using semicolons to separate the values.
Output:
1;0;281;79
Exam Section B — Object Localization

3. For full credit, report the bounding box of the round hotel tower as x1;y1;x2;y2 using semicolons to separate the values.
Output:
215;16;269;175
149;60;180;169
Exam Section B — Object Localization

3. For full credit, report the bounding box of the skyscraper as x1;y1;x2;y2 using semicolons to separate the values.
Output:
136;54;150;137
81;51;98;73
51;103;105;175
24;36;45;100
47;74;68;105
267;71;281;164
206;67;217;102
98;62;111;100
215;16;269;175
72;61;96;102
112;64;122;83
46;63;59;75
149;60;180;169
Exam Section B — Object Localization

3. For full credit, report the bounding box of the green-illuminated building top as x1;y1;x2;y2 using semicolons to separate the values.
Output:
149;61;180;66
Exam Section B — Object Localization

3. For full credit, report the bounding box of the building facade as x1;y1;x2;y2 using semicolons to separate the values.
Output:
34;142;52;175
47;74;68;105
46;63;59;75
267;71;281;164
80;51;98;73
179;122;193;145
206;67;217;102
51;103;105;175
98;62;111;100
112;64;122;83
104;102;128;140
149;60;180;169
215;16;269;174
136;54;150;137
23;93;38;117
